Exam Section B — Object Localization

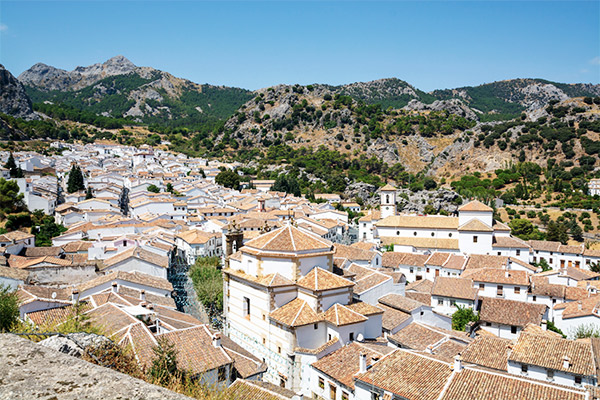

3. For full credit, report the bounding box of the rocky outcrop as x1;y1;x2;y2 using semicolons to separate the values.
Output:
18;55;137;91
0;64;37;120
404;98;478;120
343;182;378;206
0;334;191;400
396;188;462;214
366;138;400;165
39;332;111;357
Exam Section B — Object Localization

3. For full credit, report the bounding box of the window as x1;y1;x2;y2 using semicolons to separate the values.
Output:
473;236;478;243
396;230;400;235
438;298;443;306
218;366;227;382
349;332;354;341
243;297;250;318
314;323;318;330
549;258;553;264
328;334;332;341
511;326;518;334
485;322;491;327
363;223;366;228
479;283;485;290
427;268;430;273
329;384;336;400
277;346;281;354
262;337;266;345
262;314;266;321
547;369;554;381
497;285;503;296
532;296;537;302
521;364;528;374
342;391;349;400
386;194;390;203
516;250;521;256
497;252;501;256
318;377;325;389
410;268;414;273
575;376;582;385
280;377;286;388
371;393;380;400
431;232;435;237
414;231;417;236
514;287;521;294
448;233;453;238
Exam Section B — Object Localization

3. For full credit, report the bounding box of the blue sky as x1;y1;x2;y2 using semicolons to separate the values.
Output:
0;1;598;91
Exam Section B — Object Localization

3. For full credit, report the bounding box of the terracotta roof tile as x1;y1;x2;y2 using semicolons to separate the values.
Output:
432;277;478;300
376;215;458;229
479;297;547;327
321;304;367;327
269;298;321;327
458;200;493;212
461;335;512;371
297;267;354;291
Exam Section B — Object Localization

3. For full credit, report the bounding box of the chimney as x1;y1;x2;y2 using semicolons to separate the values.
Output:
111;281;118;293
507;259;512;270
425;345;433;354
140;290;146;301
359;353;367;373
505;270;510;278
563;356;570;369
454;354;463;372
578;301;582;311
212;333;221;348
71;289;79;303
140;302;147;308
541;320;547;331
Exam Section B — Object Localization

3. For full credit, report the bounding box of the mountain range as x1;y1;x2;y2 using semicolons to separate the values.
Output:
1;56;599;177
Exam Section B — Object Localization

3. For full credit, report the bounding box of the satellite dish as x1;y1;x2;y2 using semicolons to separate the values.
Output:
356;333;364;342
51;292;57;299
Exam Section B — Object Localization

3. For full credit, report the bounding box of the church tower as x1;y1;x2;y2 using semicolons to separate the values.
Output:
380;184;397;219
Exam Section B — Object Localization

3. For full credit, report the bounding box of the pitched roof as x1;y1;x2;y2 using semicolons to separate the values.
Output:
406;279;434;293
269;298;321;328
243;225;332;253
226;379;296;400
0;265;28;281
440;368;586;400
176;229;214;245
378;304;412;332
321;304;368;327
311;342;394;390
380;184;397;191
333;243;377;262
156;326;232;375
431;277;478;300
382;252;428;268
77;270;173;293
479;297;547;327
355;350;452;400
101;246;168;270
461;268;529;286
297;267;354;291
461;335;512;371
380;236;459;250
458;218;493;232
509;332;595;376
388;322;470;351
458;200;493;212
492;236;531;249
378;294;428;313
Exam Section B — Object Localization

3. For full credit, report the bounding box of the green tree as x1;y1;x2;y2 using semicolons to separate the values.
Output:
272;174;301;197
67;164;85;193
546;220;569;244
452;306;479;331
0;178;26;214
85;186;93;199
189;257;223;316
0;285;19;332
147;184;160;193
570;223;584;242
215;169;240;190
32;211;67;247
4;152;23;178
508;218;544;241
166;183;174;193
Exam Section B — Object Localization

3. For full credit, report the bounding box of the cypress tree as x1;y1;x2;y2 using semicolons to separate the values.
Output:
67;165;85;193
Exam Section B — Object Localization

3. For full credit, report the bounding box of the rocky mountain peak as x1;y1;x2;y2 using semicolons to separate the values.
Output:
0;64;37;120
19;55;137;92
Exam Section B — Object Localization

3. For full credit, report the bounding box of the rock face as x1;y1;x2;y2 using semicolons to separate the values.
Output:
39;332;111;357
396;188;462;214
0;64;37;120
0;334;192;399
404;98;478;120
18;55;137;91
343;182;378;206
366;138;400;165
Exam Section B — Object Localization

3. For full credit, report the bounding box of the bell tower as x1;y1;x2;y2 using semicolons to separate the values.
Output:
380;184;397;219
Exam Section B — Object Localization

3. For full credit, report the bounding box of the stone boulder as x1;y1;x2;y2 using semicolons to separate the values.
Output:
39;332;112;358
